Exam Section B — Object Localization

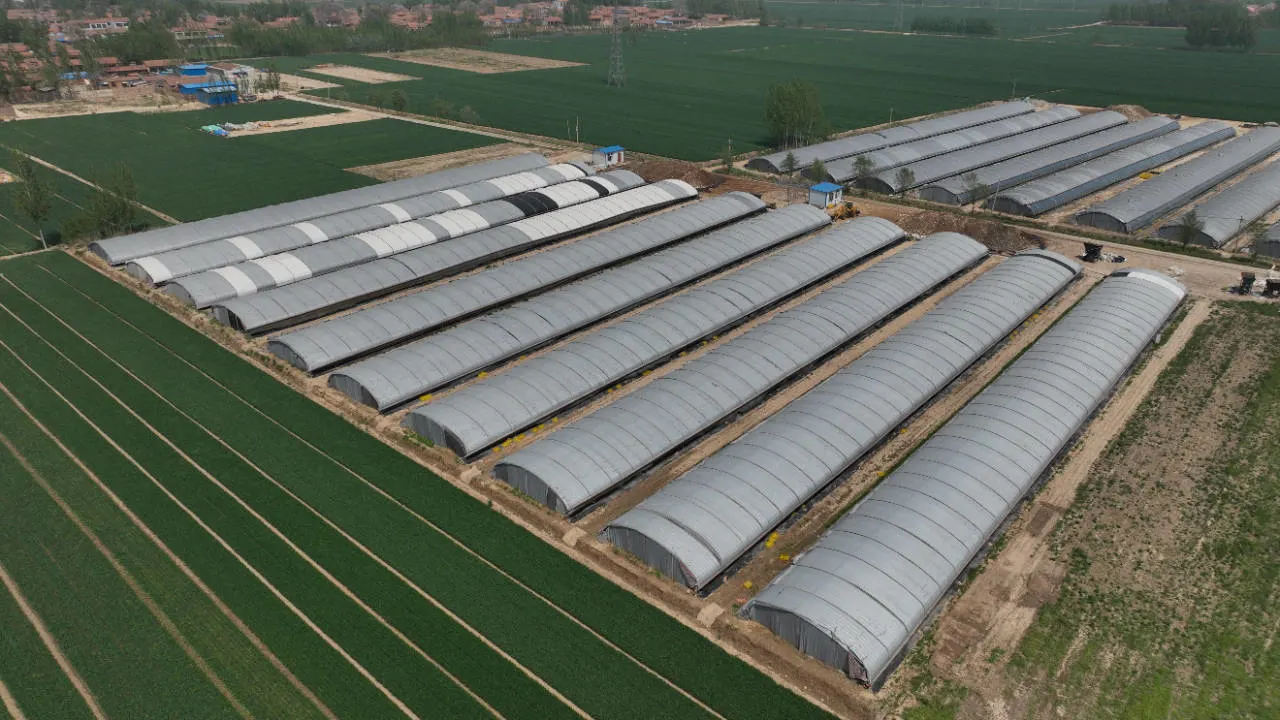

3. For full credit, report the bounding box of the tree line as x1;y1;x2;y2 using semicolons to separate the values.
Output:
909;15;998;36
8;149;148;248
1106;0;1258;50
226;10;486;56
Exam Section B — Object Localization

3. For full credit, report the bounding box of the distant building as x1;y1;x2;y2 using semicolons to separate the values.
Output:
809;182;843;208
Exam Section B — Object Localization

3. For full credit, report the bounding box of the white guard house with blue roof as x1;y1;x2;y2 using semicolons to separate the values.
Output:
809;181;844;208
593;145;626;167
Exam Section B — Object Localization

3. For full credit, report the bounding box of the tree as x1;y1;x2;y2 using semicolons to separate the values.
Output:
961;172;990;206
389;89;407;113
807;158;827;181
64;163;140;241
459;105;482;124
367;88;386;109
853;155;875;185
1175;210;1204;246
764;79;829;149
893;167;916;194
11;152;53;249
780;151;798;175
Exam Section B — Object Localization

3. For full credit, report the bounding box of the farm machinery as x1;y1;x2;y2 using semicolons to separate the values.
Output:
828;202;861;221
1233;269;1280;297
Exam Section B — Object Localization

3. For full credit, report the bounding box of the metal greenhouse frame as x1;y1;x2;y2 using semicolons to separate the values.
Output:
744;269;1186;687
165;171;644;308
89;153;550;265
825;107;1081;184
987;121;1235;217
125;164;591;285
1156;161;1280;247
214;180;698;334
862;111;1128;194
265;193;770;373
325;205;833;408
492;233;990;516
402;217;908;457
746;102;1035;174
1075;127;1280;233
602;249;1082;590
918;117;1177;205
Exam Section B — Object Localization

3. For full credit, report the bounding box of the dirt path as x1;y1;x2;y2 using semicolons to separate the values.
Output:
0;431;253;720
374;48;585;74
0;558;105;719
927;298;1211;686
305;65;417;84
707;271;1101;609
348;143;543;181
12;150;180;225
0;673;27;720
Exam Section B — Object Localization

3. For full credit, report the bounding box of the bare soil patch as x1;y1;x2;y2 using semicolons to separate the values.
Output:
347;142;539;180
305;64;417;84
375;48;585;74
276;73;341;92
225;110;378;137
12;86;198;119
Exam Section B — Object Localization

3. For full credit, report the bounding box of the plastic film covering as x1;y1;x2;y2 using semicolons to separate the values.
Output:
987;121;1235;216
744;268;1186;686
166;171;642;308
918;117;1177;205
89;153;549;265
266;193;766;373
125;164;589;285
824;107;1081;183
746;102;1036;173
1076;127;1280;233
1156;161;1280;247
601;249;1081;588
493;232;990;515
403;217;907;456
863;111;1128;194
326;205;833;408
215;180;697;334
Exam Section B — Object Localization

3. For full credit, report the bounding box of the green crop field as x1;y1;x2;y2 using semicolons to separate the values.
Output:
0;102;496;223
0;250;834;720
235;117;500;170
763;0;1104;35
268;26;1280;161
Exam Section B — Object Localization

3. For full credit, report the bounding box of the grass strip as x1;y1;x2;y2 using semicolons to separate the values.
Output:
34;253;836;719
0;407;239;719
0;378;329;720
0;292;407;719
0;272;562;720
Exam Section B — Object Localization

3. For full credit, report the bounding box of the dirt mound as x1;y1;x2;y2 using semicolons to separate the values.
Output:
629;160;722;189
1106;104;1153;121
896;211;1043;254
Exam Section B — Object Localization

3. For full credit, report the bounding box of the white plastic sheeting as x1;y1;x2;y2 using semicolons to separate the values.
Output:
402;217;908;456
1076;127;1280;232
603;249;1082;589
89;153;550;265
493;232;990;515
746;102;1036;174
216;180;697;334
267;193;769;374
744;269;1186;686
125;164;589;285
165;171;642;307
1156;161;1280;247
825;107;1080;184
987;121;1235;216
862;111;1129;194
918;117;1177;205
326;205;833;408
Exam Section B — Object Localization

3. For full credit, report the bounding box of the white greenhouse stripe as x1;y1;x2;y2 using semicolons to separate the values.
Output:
226;236;265;260
378;203;413;223
211;267;257;296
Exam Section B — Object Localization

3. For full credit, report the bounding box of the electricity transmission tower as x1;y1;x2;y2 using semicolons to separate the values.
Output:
607;20;626;87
